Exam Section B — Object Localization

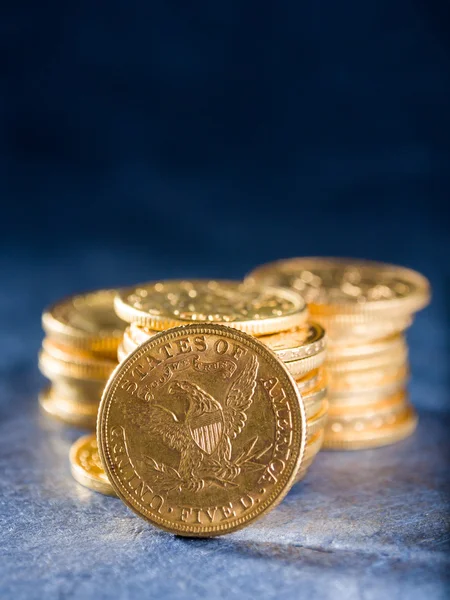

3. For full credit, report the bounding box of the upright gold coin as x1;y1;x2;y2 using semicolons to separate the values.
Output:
247;258;430;319
70;434;115;496
97;324;306;537
114;280;308;335
42;289;125;355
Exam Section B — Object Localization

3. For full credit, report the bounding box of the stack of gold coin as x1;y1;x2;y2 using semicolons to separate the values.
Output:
246;258;431;450
39;289;125;428
113;280;328;483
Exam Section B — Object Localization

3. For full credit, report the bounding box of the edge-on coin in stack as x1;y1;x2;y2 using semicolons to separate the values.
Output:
39;289;124;428
114;279;328;482
246;258;430;450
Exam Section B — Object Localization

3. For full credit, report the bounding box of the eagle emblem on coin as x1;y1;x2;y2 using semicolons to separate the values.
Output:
97;325;306;536
145;355;259;491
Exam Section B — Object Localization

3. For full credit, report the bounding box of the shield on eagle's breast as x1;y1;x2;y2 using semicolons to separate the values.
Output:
190;409;223;455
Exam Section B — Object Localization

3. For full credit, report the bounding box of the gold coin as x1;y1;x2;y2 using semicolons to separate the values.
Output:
122;326;141;353
114;280;308;335
328;377;407;405
123;322;327;377
294;452;320;482
314;314;413;343
303;381;328;418
39;345;117;381
327;398;410;430
326;344;407;375
328;390;407;418
303;429;324;462
127;321;327;364
328;363;409;393
324;404;417;450
97;324;306;537
39;386;98;429
247;258;430;319
327;333;405;359
295;368;324;393
70;434;115;496
129;322;158;344
284;349;327;378
256;323;326;362
294;430;324;483
117;342;128;364
306;400;329;437
42;289;125;355
50;374;105;405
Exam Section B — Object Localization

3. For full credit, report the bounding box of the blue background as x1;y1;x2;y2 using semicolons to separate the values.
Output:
0;2;449;598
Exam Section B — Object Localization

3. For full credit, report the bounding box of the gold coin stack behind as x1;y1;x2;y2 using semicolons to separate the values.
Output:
39;290;124;428
114;280;329;484
247;258;431;450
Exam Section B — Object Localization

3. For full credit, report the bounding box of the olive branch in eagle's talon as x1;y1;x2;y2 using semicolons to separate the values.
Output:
140;456;184;492
234;437;273;472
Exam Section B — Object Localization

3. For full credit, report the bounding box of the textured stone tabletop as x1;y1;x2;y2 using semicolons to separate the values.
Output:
0;250;449;600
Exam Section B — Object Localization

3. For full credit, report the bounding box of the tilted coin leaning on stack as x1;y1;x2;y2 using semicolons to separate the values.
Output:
114;280;328;486
246;258;431;450
99;323;309;535
39;290;124;428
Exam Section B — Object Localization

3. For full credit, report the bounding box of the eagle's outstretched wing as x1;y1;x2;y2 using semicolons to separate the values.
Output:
147;405;190;452
223;355;259;439
122;401;189;452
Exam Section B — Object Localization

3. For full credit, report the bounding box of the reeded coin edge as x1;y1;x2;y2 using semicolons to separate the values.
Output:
98;324;307;537
260;323;327;362
323;408;417;450
285;350;327;377
39;350;116;381
39;386;98;429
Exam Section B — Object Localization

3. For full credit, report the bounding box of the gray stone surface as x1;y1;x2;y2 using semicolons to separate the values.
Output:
1;376;448;600
0;249;449;600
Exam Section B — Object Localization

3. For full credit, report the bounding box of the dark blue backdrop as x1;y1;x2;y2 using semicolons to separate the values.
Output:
1;0;449;409
0;6;449;598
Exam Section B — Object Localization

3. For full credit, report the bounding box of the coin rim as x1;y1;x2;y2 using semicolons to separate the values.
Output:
42;289;125;351
39;386;98;429
97;323;307;537
39;349;116;381
323;406;417;449
114;280;309;335
246;257;430;316
70;434;116;496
